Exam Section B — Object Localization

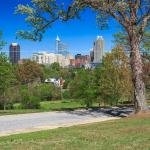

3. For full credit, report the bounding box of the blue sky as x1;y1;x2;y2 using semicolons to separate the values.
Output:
0;0;120;58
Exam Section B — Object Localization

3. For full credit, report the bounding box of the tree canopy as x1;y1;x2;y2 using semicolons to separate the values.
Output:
15;60;44;84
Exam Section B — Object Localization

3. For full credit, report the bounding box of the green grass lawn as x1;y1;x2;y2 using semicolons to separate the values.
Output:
0;100;86;116
0;115;149;150
40;99;85;111
0;99;149;116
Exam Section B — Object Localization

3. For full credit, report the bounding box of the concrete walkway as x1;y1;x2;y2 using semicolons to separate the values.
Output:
0;109;119;137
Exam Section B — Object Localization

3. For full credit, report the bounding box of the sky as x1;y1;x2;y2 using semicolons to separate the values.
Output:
0;0;121;58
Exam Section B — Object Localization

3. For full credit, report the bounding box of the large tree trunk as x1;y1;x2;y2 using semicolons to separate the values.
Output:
129;33;148;112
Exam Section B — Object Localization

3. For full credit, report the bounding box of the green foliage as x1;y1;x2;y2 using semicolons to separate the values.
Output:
16;0;60;41
16;0;150;111
0;53;16;109
113;26;150;52
42;64;76;89
143;55;150;99
15;60;44;84
60;68;76;89
3;86;21;109
62;90;71;99
50;62;61;71
33;83;61;101
40;100;84;111
34;84;53;101
20;88;40;109
18;83;61;109
69;69;96;107
97;46;133;106
143;28;150;51
42;63;61;79
16;1;150;42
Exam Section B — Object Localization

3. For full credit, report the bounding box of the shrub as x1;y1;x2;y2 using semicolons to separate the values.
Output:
62;90;71;99
33;83;61;101
33;84;53;101
20;88;40;109
22;95;40;109
52;86;61;100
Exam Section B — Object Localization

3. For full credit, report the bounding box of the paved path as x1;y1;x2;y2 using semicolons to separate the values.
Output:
0;109;119;137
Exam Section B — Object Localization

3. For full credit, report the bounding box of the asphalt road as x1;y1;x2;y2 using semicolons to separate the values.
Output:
0;109;120;136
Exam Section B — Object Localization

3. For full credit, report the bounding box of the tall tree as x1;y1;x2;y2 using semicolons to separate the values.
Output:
143;55;150;99
113;24;150;53
15;60;44;84
97;46;133;106
16;0;150;112
69;69;96;107
0;53;16;109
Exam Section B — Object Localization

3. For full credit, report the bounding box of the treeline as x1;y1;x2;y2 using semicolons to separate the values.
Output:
68;46;133;107
0;46;150;110
0;55;62;109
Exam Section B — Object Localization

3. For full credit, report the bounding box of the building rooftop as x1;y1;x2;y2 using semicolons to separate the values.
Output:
11;43;19;46
56;35;60;41
97;36;103;40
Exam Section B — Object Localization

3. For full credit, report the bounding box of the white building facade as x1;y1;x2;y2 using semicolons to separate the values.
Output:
32;52;72;67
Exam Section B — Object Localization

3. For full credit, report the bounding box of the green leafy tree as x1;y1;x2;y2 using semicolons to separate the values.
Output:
50;62;61;71
20;87;40;109
42;63;76;89
113;24;150;53
16;0;150;112
69;69;96;108
97;46;133;106
60;68;76;89
15;60;44;84
113;28;150;100
42;63;61;79
0;53;16;109
33;83;61;101
143;55;150;99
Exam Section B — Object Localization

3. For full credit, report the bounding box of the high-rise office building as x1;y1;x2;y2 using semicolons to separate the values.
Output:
55;36;69;57
93;36;104;63
9;43;20;64
56;35;61;53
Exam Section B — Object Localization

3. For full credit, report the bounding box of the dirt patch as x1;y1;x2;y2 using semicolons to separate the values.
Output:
128;111;150;118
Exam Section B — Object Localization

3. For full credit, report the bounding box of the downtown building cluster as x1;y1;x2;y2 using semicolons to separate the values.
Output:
31;36;74;67
9;35;105;68
65;35;105;68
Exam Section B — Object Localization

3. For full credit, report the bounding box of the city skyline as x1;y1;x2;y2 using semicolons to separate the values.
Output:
0;0;120;58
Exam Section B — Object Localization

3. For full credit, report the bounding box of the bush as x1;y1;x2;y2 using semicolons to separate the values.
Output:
20;88;40;109
52;86;61;100
13;103;22;110
22;95;40;109
0;87;21;110
33;83;61;101
33;84;53;101
62;90;71;99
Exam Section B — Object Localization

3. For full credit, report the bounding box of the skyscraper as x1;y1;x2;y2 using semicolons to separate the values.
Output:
9;43;20;64
93;36;104;63
56;35;61;53
55;36;69;57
